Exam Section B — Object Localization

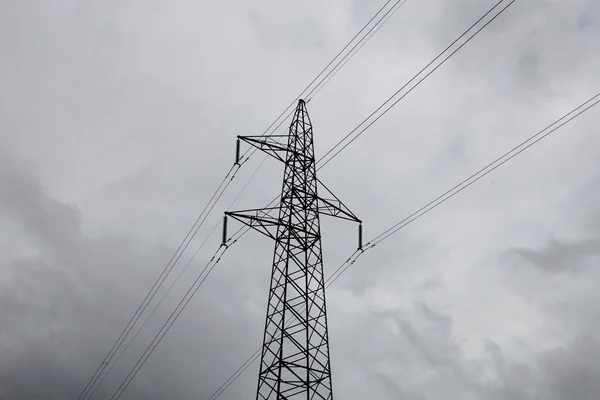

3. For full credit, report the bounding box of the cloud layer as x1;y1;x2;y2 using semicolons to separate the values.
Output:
1;0;600;399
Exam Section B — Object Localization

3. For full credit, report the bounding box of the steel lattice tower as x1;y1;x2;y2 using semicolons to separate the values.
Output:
225;100;361;399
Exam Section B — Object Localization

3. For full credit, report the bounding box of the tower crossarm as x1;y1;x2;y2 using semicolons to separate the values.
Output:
225;207;280;240
225;207;322;242
238;135;314;164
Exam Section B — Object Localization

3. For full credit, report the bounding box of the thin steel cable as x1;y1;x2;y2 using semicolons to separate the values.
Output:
323;93;600;287
365;92;600;247
85;218;224;399
109;245;227;400
317;0;514;169
93;140;271;398
76;164;237;400
83;165;243;399
307;0;411;103
110;227;250;400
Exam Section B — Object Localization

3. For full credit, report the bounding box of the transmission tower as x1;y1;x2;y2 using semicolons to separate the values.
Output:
224;99;361;399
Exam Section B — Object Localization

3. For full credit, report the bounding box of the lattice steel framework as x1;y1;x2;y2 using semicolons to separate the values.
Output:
225;100;360;399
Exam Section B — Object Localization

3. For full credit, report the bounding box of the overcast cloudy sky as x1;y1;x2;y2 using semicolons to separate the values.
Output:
1;0;600;399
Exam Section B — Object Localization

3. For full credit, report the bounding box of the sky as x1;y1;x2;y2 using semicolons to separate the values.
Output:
1;0;600;399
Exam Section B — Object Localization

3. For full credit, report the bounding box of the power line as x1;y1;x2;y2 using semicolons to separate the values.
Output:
109;227;250;400
84;153;269;398
317;0;515;169
207;90;600;399
363;91;600;248
85;218;223;399
307;0;410;103
76;164;239;400
108;245;226;400
304;0;411;102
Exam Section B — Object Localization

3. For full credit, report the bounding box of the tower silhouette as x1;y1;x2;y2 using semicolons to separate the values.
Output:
225;100;361;399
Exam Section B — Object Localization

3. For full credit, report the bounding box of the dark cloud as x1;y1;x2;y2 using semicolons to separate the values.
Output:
0;154;145;399
510;236;600;274
541;335;600;399
376;373;426;400
0;153;262;399
480;334;600;400
383;303;600;400
2;150;600;399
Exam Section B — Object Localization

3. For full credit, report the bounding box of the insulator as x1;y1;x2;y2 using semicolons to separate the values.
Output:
358;223;363;249
222;216;228;244
235;138;241;164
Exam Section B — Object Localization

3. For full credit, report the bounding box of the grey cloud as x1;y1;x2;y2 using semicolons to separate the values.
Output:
395;309;489;398
0;156;145;399
2;146;599;400
541;335;600;399
412;0;600;98
0;153;261;399
376;372;426;400
328;291;600;399
388;303;600;400
509;236;600;274
413;274;444;293
482;334;600;400
2;0;600;399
